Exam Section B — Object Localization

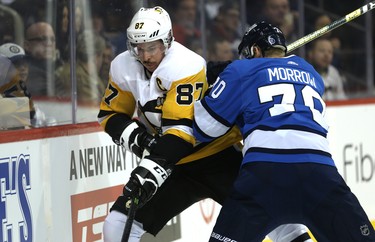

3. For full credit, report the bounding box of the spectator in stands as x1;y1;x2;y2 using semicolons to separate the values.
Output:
0;43;36;128
208;1;242;53
204;0;225;21
74;1;83;36
55;0;70;62
101;3;130;55
24;21;63;97
55;30;106;104
92;3;106;37
208;37;235;62
99;41;114;88
0;43;29;82
261;0;298;43
308;38;347;101
313;14;332;32
0;42;51;127
313;14;342;69
169;0;201;51
55;0;85;62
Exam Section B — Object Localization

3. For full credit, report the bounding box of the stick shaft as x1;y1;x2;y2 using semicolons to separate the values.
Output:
287;1;375;53
121;197;138;242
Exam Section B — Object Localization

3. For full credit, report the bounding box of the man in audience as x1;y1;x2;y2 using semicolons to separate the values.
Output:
313;14;342;69
208;1;242;52
262;0;298;43
170;0;201;51
308;38;347;101
208;37;235;61
24;21;63;97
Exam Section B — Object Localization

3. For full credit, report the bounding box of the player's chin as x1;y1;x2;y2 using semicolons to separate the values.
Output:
144;63;157;72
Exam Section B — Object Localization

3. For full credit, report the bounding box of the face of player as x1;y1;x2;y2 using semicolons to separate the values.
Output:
133;40;166;73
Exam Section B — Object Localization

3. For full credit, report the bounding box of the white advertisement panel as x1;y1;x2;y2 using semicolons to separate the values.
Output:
1;132;133;242
326;104;375;218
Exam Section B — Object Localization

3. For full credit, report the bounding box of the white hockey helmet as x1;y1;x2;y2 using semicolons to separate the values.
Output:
127;6;173;53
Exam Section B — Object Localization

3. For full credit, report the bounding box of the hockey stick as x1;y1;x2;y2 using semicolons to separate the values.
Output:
121;195;139;242
287;1;375;53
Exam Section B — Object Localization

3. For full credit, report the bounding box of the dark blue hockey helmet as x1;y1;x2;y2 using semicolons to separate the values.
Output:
238;21;287;59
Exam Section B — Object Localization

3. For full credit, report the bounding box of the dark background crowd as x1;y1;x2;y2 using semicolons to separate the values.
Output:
0;0;374;128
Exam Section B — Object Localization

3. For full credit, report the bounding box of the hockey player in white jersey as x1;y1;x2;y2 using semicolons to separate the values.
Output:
193;21;375;242
99;6;313;242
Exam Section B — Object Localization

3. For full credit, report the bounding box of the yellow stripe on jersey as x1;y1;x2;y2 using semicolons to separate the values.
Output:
98;77;136;128
178;126;243;165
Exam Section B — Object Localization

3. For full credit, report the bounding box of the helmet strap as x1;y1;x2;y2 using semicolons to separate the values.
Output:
250;46;255;58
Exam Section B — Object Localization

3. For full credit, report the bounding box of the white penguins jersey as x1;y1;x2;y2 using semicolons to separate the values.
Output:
99;41;242;164
99;41;207;145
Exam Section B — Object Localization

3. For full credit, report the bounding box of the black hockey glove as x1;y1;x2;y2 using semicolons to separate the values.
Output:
206;60;232;85
119;120;158;158
123;155;173;209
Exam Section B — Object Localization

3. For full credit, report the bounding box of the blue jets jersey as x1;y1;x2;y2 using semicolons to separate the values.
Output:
193;55;335;166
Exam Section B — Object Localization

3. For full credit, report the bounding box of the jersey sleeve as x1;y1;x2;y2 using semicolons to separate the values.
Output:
193;64;243;142
97;75;136;139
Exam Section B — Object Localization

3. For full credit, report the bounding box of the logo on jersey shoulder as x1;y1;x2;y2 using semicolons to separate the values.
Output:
287;61;298;66
156;77;167;91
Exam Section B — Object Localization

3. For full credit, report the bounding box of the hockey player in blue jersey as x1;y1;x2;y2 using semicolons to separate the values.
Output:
193;21;375;242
